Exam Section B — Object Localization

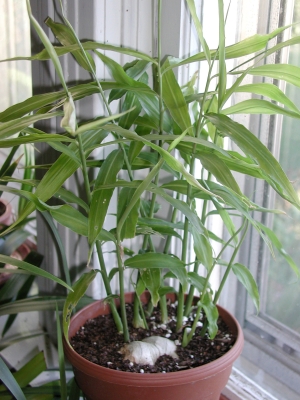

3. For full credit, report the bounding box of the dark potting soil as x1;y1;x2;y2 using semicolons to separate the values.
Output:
70;301;236;374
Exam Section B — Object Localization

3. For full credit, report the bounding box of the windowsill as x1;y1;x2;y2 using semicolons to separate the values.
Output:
222;366;278;400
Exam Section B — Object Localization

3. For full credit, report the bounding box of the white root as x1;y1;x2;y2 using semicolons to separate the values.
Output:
119;336;178;366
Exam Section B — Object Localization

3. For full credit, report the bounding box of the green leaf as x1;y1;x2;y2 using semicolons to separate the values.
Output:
48;204;88;236
89;149;124;246
186;0;210;64
217;0;226;109
45;17;95;72
3;40;156;64
109;60;151;102
222;99;300;119
55;187;89;213
63;270;98;344
0;357;26;399
140;269;161;307
206;113;300;208
191;228;213;271
0;255;71;291
0;296;93;316
9;129;107;232
233;83;300;114
161;58;193;135
26;0;69;94
0;352;46;393
137;217;183;239
167;25;290;70
247;64;300;87
56;304;67;400
199;292;218;339
117;187;140;240
0;112;62;140
125;253;187;291
187;272;208;293
232;263;260;312
256;222;300;277
198;152;242;195
118;90;142;130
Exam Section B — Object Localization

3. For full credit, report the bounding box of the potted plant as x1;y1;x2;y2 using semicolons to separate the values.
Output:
1;0;300;399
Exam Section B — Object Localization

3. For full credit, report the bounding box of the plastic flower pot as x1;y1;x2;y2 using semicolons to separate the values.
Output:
64;292;243;400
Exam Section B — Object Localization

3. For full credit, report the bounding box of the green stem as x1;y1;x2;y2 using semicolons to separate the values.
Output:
116;244;129;342
176;287;185;332
184;260;200;316
95;241;123;332
214;219;249;304
76;135;123;331
159;293;168;324
183;219;249;345
133;292;148;329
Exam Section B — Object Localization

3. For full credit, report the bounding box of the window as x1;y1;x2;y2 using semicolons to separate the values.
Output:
0;0;32;215
225;0;300;398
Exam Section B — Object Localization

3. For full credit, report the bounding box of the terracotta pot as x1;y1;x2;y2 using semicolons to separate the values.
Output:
64;292;244;400
0;199;12;227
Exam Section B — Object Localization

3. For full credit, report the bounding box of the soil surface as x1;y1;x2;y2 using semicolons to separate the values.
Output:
71;301;236;374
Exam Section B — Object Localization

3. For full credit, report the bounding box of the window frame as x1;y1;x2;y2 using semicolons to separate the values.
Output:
219;0;300;397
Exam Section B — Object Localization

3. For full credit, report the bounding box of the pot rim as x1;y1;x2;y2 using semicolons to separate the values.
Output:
0;198;12;225
64;293;244;386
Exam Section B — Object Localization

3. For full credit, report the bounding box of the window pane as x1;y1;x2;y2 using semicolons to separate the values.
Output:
265;2;300;334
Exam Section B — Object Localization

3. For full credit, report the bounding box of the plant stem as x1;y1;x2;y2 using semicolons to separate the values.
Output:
116;245;129;342
76;134;123;331
183;260;200;316
95;241;123;332
214;218;249;304
159;293;168;324
133;292;148;329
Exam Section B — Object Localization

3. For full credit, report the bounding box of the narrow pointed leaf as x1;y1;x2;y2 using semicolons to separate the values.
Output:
117;187;140;240
56;304;68;400
0;357;26;399
191;227;213;270
187;272;208;293
8;352;46;390
26;0;69;93
89;149;124;245
63;270;98;344
199;293;218;339
166;25;290;69
198;152;242;195
206;113;300;207
233;83;300;114
222;99;300;119
256;222;299;277
48;204;88;236
0;255;71;291
247;64;300;87
8;129;107;231
124;253;187;291
232;263;260;312
186;0;210;63
140;269;161;307
2;40;156;63
0;112;62;140
217;0;226;109
162;58;193;135
45;17;95;72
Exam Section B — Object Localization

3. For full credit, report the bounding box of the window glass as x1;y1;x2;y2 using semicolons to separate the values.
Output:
264;2;300;334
